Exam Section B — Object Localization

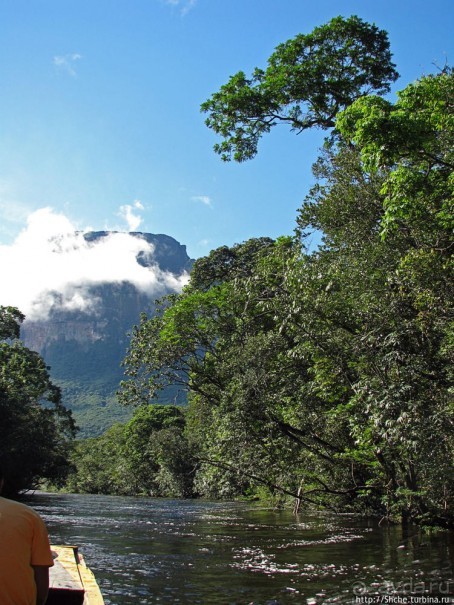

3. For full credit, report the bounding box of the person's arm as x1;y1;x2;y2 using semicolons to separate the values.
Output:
32;565;50;605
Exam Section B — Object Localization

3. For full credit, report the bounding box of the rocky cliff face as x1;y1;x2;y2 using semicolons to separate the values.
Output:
21;232;192;436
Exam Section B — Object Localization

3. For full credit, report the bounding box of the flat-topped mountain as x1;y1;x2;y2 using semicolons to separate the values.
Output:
21;231;193;436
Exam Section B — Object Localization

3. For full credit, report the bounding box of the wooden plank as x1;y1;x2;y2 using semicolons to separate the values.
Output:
49;545;105;605
49;546;84;592
49;559;83;591
78;553;105;605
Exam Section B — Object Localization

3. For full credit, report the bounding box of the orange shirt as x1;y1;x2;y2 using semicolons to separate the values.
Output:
0;496;54;605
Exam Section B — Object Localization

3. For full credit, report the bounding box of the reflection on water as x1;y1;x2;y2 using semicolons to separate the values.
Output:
27;492;453;604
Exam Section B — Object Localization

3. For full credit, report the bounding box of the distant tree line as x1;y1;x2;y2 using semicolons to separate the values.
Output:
65;404;195;497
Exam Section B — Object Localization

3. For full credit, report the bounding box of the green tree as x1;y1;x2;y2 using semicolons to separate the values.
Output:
201;15;398;161
122;25;452;525
293;133;453;524
66;424;132;495
67;405;195;497
120;239;277;410
122;239;362;506
336;68;453;242
332;71;454;523
0;306;76;495
123;404;194;497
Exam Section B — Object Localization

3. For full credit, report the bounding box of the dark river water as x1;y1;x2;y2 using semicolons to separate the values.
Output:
27;492;453;605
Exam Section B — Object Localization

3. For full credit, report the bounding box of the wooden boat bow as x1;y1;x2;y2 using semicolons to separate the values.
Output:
47;545;105;605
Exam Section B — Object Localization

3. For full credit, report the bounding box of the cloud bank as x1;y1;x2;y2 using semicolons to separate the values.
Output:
0;207;189;321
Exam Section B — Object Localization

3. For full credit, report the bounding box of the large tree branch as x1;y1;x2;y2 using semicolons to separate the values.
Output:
199;457;320;504
269;413;342;454
267;414;339;464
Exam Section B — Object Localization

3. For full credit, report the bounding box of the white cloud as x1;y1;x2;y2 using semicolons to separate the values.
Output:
0;207;189;321
191;195;212;207
118;200;145;231
53;53;82;77
163;0;197;16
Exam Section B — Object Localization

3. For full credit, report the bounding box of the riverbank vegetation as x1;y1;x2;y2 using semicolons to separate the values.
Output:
65;405;195;497
2;17;452;527
116;18;452;526
0;306;76;496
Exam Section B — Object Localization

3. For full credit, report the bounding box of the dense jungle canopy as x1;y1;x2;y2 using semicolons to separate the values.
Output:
117;18;453;525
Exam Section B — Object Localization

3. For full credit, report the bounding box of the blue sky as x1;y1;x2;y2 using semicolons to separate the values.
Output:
0;0;452;261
